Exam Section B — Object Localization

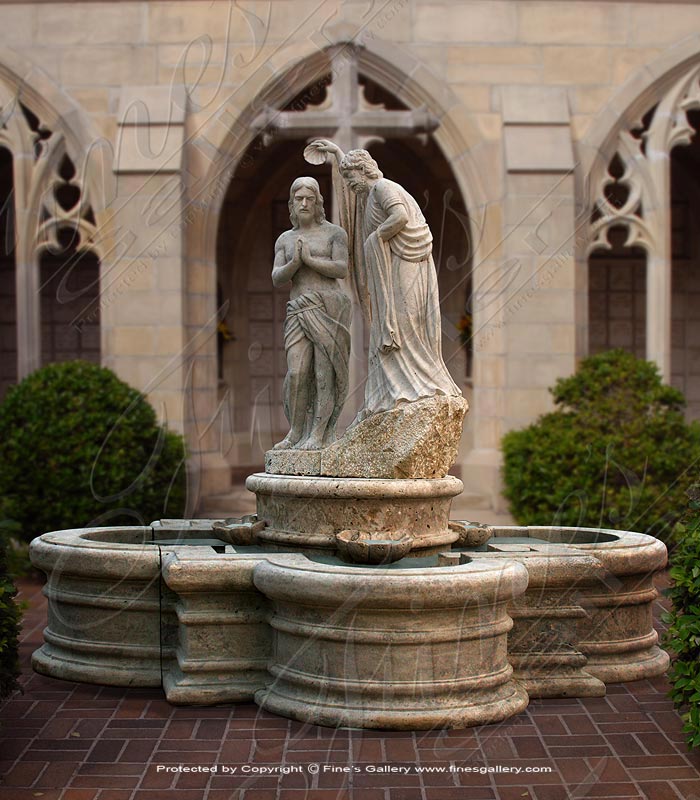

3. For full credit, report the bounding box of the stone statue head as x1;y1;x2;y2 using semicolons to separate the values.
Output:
288;177;326;228
340;150;383;193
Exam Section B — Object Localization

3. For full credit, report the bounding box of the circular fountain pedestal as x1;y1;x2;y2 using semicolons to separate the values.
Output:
246;473;462;555
30;527;163;687
253;556;530;730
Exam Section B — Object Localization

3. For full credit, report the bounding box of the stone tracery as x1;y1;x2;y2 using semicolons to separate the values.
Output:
586;61;700;382
0;80;100;383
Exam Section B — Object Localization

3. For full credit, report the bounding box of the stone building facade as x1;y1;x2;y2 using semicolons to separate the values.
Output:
1;0;700;511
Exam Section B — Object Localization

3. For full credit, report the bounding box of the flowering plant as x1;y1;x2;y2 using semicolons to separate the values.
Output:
457;313;472;346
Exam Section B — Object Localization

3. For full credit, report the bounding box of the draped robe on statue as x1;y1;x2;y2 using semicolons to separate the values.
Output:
283;289;352;438
354;178;462;416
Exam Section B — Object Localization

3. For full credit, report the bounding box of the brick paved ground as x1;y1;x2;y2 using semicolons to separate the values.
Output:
1;576;699;800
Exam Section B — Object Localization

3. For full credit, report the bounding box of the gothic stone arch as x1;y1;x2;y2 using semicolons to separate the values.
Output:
0;48;105;385
580;37;700;383
185;39;490;480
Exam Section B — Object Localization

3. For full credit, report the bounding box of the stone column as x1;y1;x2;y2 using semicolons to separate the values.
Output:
106;87;195;484
12;137;41;380
14;197;41;379
500;87;578;474
108;87;234;507
645;155;672;383
460;88;578;511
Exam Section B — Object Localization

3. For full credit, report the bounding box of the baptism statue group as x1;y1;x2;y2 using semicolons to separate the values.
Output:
270;139;466;468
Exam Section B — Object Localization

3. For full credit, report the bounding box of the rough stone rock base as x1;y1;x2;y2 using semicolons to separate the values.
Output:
265;394;468;478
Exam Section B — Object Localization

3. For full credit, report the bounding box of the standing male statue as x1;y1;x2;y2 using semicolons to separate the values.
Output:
272;177;352;451
304;141;461;420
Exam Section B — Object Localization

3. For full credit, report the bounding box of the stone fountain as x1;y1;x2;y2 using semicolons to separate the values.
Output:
30;142;669;730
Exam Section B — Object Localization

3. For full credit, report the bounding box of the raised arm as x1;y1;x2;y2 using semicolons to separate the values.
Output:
305;139;346;167
300;231;348;279
272;237;301;287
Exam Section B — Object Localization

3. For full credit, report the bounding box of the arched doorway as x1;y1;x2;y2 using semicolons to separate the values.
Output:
215;66;473;474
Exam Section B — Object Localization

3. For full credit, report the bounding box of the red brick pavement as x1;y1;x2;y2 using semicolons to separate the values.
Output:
1;576;699;800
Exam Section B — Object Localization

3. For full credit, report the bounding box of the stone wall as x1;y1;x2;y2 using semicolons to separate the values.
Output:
1;1;699;508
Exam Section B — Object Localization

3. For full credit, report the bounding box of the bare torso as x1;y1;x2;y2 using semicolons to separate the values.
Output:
275;222;348;298
271;213;351;451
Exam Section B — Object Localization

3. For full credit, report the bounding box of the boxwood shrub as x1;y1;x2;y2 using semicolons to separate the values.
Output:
0;533;20;701
502;349;700;540
664;485;700;748
0;361;187;541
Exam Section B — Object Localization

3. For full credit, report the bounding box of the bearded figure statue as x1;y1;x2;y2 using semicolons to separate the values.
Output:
303;140;462;422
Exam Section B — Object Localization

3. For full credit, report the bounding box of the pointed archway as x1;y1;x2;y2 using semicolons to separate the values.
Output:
0;48;106;395
213;52;474;473
584;54;700;420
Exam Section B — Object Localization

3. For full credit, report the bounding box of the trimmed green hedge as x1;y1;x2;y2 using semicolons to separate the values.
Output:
502;350;700;540
664;485;700;748
0;533;20;701
0;361;187;541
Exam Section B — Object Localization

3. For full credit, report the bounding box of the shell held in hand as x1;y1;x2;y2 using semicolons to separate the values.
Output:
303;142;328;165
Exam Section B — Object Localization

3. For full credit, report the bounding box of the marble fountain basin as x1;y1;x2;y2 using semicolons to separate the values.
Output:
29;520;669;730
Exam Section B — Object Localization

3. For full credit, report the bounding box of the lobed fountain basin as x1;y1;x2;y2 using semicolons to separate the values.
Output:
29;520;668;730
443;525;669;697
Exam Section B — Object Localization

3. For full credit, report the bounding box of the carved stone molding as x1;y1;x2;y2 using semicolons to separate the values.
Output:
584;61;700;381
587;62;700;259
